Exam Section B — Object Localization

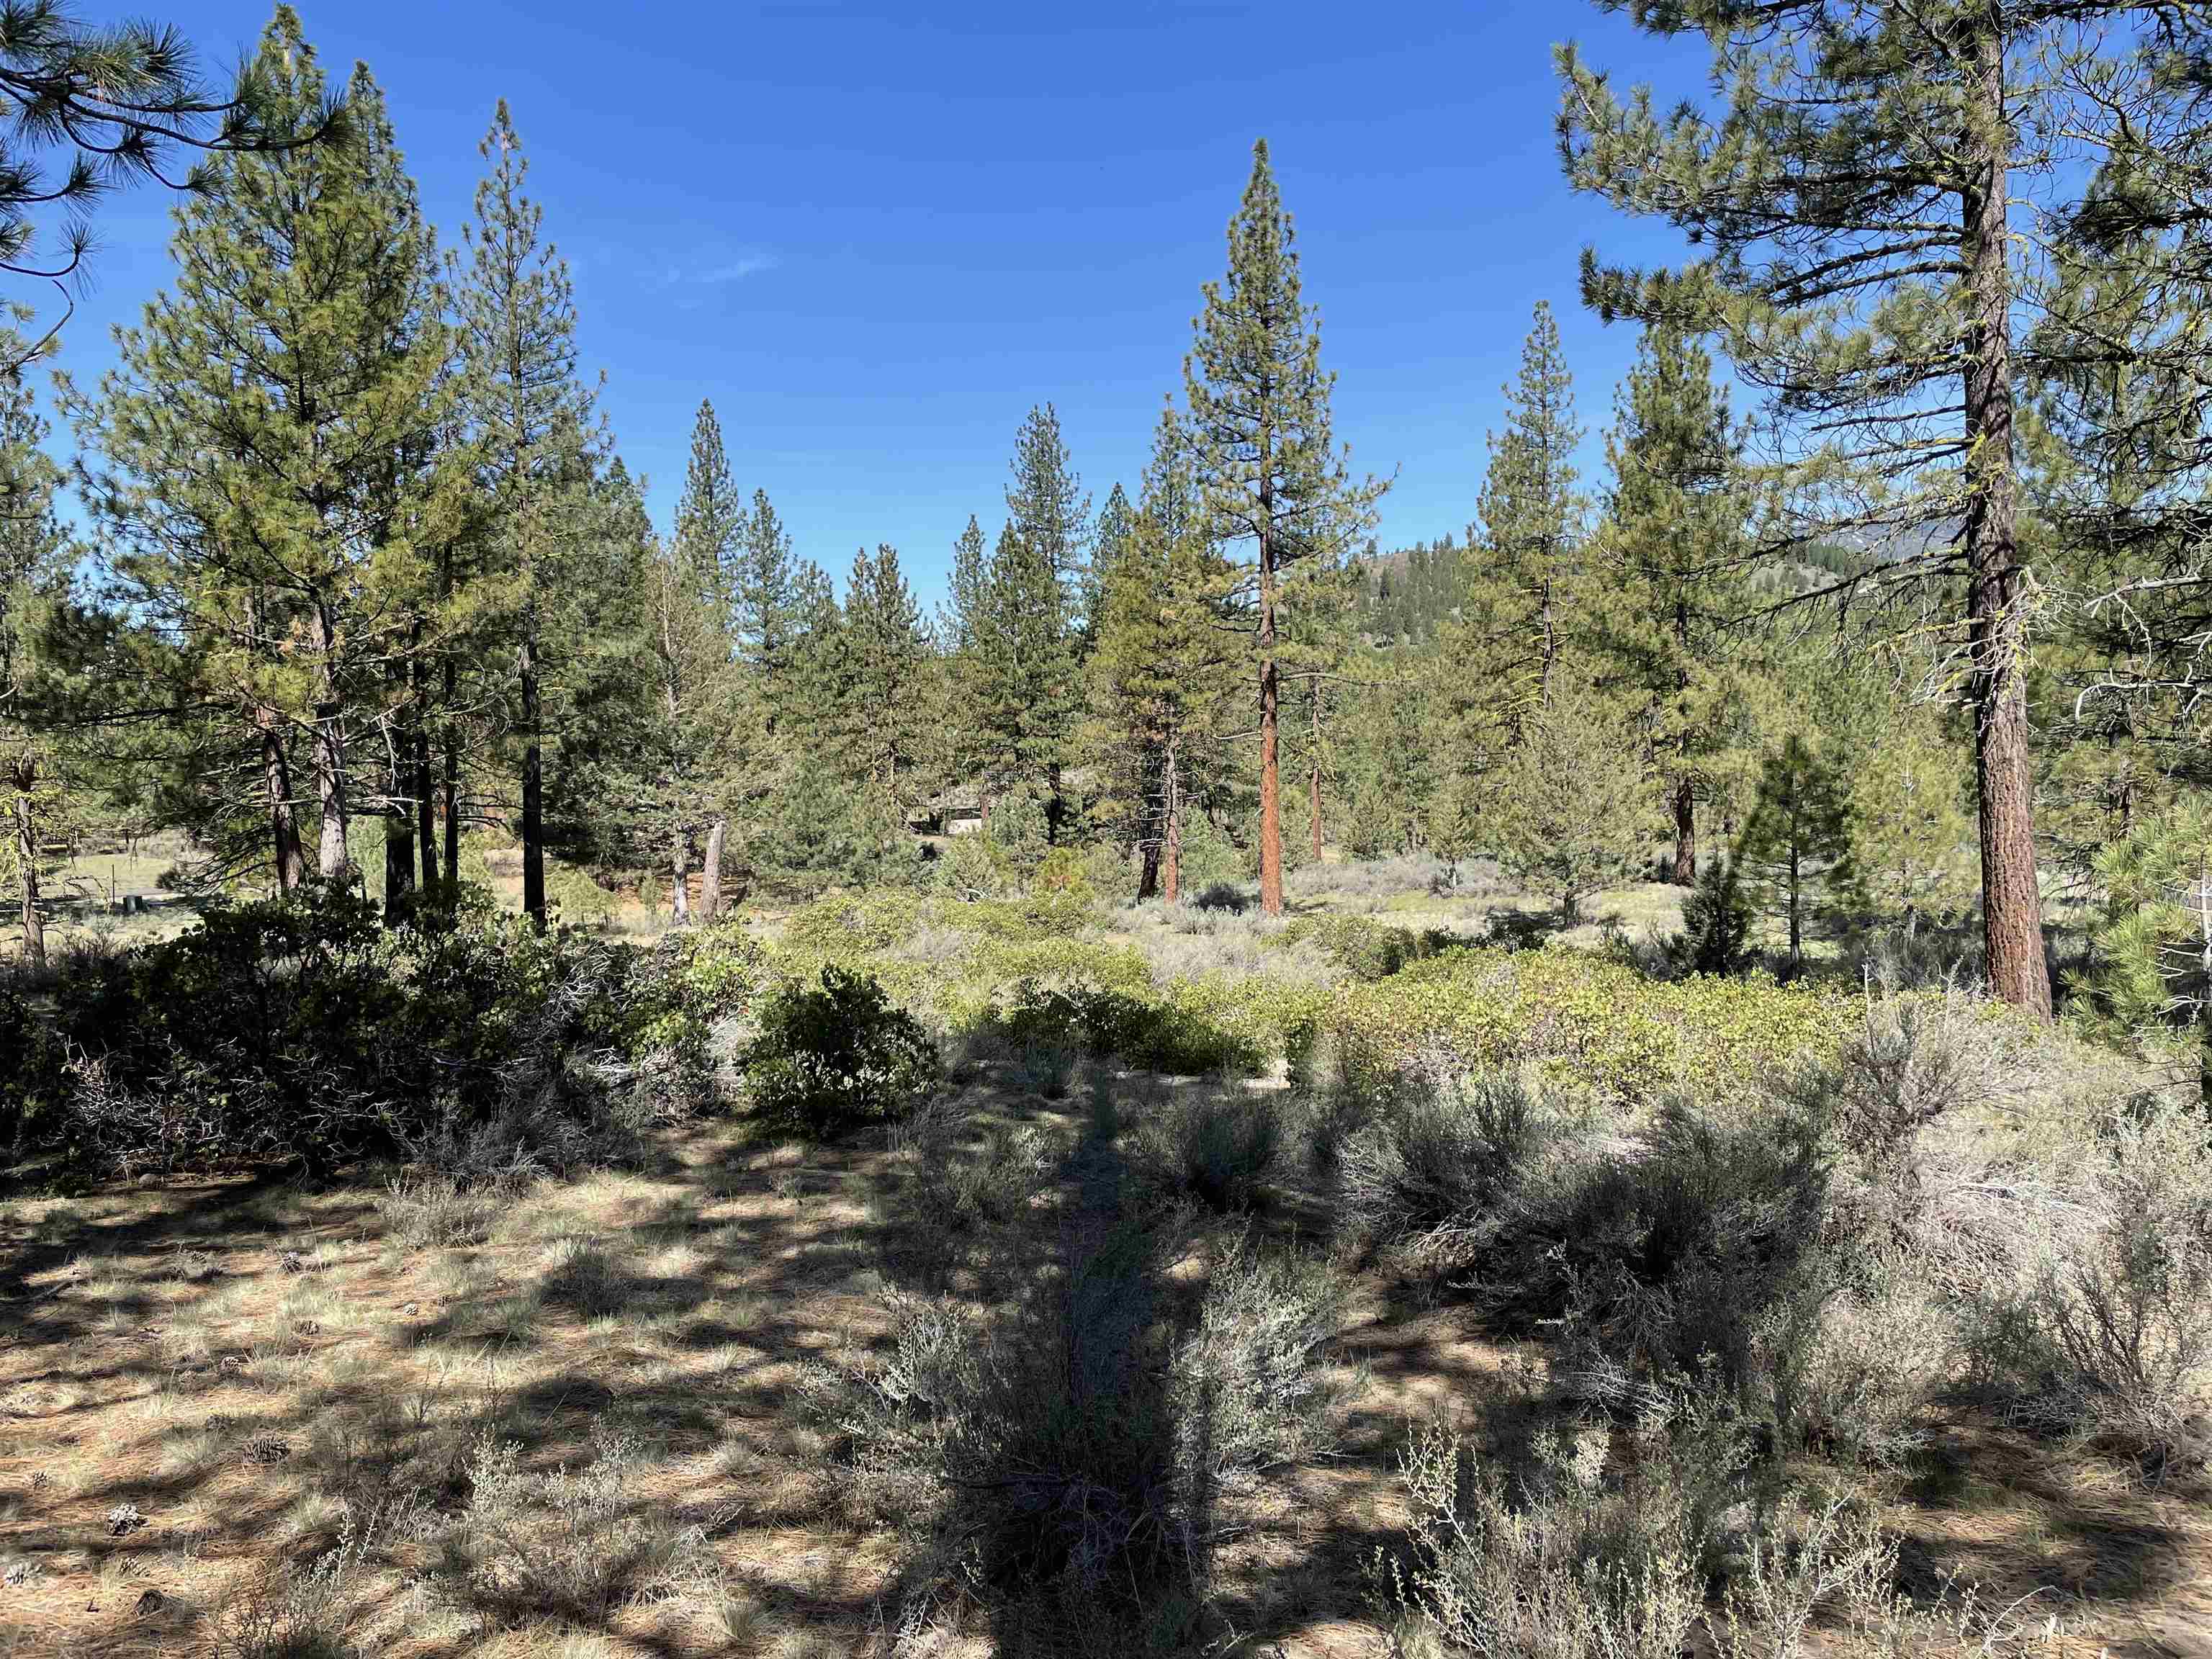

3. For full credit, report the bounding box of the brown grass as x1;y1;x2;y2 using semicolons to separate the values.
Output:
4;896;2211;1655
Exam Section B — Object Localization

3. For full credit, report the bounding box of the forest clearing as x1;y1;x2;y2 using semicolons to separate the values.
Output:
7;1;2212;1655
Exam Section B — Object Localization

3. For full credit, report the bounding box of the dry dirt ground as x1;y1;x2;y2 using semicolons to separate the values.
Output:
3;1075;2208;1658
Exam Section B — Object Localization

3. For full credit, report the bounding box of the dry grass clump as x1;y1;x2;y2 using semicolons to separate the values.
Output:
1168;1231;1348;1500
1965;1102;2212;1468
205;1504;393;1659
1378;1415;2081;1659
536;1234;636;1319
1375;1416;1707;1659
889;1094;1055;1236
1286;853;1460;904
438;1419;710;1624
1136;1084;1285;1213
378;1172;515;1252
810;1106;1347;1655
1109;900;1344;990
1336;1039;1952;1470
1334;1061;1557;1269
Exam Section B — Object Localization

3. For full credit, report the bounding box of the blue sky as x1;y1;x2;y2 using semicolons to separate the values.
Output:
36;1;1707;606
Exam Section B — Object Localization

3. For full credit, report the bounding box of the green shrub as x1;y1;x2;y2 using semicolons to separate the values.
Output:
930;834;1011;902
745;964;939;1138
1326;948;1858;1103
1532;1100;1833;1413
1169;1232;1348;1496
891;1097;1053;1236
1079;842;1138;904
544;861;619;927
1022;846;1097;934
2;889;757;1178
1287;914;1452;981
784;889;923;956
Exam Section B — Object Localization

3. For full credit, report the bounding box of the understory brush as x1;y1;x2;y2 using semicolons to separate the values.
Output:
1332;1017;1949;1469
1378;1413;2084;1659
808;1102;1347;1654
1;889;767;1177
1136;1084;1284;1212
744;963;940;1138
1325;948;1861;1102
1965;1102;2212;1467
1342;980;2203;1478
889;1094;1055;1236
439;1419;710;1624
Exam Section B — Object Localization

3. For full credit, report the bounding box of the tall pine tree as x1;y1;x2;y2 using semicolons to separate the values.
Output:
454;99;606;928
1587;324;1754;884
1552;0;2126;1015
1184;139;1383;914
71;14;456;892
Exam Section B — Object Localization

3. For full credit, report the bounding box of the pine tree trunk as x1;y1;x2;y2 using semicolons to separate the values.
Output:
1671;778;1696;886
14;781;43;970
1137;843;1160;902
1309;687;1324;866
1961;19;2051;1020
1672;597;1695;886
1257;513;1284;917
1788;839;1802;970
412;645;435;900
415;716;436;900
670;830;691;927
385;809;415;920
258;706;304;894
521;621;545;932
439;548;459;896
700;819;726;923
385;662;415;925
308;599;350;884
442;728;460;893
1163;740;1182;907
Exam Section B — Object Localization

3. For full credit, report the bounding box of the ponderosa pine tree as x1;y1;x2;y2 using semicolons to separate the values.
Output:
1454;300;1586;730
1280;546;1358;866
0;0;345;364
71;17;456;891
1084;407;1239;903
668;400;747;913
840;542;930;813
1007;401;1090;616
1737;732;1853;973
0;345;73;964
1493;671;1650;925
635;500;744;926
1184;139;1383;915
972;517;1071;829
981;405;1087;835
2033;18;2212;873
535;457;649;905
453;99;608;930
675;400;744;605
730;488;800;705
1587;324;1754;884
1552;0;2126;1016
1089;480;1137;632
937;513;993;804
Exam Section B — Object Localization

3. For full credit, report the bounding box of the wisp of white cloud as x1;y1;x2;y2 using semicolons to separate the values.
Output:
659;251;778;287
